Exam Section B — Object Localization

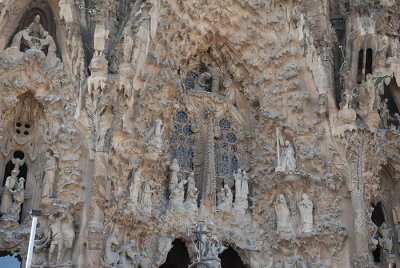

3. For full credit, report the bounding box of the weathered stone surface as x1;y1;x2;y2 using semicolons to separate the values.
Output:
0;0;399;267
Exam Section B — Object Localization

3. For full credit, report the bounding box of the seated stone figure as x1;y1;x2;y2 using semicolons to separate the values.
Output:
9;14;56;55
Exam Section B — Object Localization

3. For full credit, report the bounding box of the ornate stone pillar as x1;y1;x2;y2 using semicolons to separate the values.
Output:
331;130;383;267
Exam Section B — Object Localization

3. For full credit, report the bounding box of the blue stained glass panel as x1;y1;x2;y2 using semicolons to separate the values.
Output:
219;118;231;130
183;125;192;135
177;145;185;168
227;133;237;143
222;153;229;175
177;112;188;123
232;155;238;173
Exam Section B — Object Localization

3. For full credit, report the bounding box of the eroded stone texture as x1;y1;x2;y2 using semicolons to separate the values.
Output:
0;0;400;267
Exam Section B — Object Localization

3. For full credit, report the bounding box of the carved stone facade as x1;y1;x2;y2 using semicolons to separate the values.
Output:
0;0;400;268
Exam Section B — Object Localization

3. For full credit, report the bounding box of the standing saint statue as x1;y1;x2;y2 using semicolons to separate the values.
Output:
275;194;294;238
129;169;143;205
1;168;19;214
42;151;57;198
298;193;313;233
11;177;25;218
169;158;180;193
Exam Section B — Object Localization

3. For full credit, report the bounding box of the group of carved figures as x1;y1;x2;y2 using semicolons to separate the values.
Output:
8;15;57;57
168;158;198;211
0;163;25;221
104;228;141;268
217;168;249;215
33;207;75;265
275;193;313;238
128;169;154;215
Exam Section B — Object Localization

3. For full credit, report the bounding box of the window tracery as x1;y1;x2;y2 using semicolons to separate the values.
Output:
169;111;194;170
215;118;239;177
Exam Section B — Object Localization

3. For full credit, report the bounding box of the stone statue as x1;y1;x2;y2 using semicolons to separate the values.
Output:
141;182;153;215
298;193;313;233
379;223;393;254
379;98;389;129
61;208;75;261
10;177;25;217
217;184;233;213
185;172;198;211
1;168;18;214
170;179;187;209
169;158;180;193
278;140;296;171
275;194;294;238
93;18;109;57
48;213;63;263
27;15;45;39
233;168;242;198
116;240;141;268
104;228;120;267
144;118;164;160
42;151;57;198
129;169;143;205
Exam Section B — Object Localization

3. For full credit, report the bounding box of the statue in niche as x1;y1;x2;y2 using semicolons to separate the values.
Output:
185;172;198;211
379;98;389;129
379;223;393;254
277;140;296;172
298;193;313;233
116;240;141;268
42;151;57;198
129;169;143;205
144;118;164;160
169;158;180;193
9;15;57;54
233;170;249;212
10;177;25;219
217;184;233;213
275;194;294;238
48;213;63;263
0;168;19;215
104;228;120;267
60;207;75;262
141;181;153;215
170;179;187;210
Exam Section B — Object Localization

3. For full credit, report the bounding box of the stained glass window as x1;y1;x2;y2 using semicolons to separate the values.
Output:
170;111;194;170
214;118;239;176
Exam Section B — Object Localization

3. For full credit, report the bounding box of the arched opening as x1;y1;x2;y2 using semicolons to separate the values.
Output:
219;247;247;268
357;49;364;84
0;251;22;268
371;201;385;263
159;239;191;268
382;79;400;117
365;48;373;77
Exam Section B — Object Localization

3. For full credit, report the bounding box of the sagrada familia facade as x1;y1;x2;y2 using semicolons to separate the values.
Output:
0;0;400;267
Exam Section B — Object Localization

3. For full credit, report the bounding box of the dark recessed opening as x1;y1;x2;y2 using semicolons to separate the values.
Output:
219;247;247;268
13;151;25;160
365;48;373;77
16;123;21;127
382;79;400;117
371;202;385;263
159;239;190;268
357;49;364;84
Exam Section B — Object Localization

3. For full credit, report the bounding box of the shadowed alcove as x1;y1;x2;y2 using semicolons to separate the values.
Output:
219;247;247;268
160;239;191;268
